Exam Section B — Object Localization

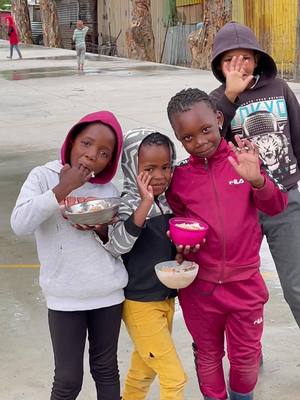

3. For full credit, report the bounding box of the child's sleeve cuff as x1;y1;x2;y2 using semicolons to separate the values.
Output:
124;214;144;237
252;177;274;200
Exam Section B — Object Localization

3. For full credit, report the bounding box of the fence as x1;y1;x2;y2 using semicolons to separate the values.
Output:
56;0;98;53
162;23;197;65
0;11;10;40
97;0;168;62
232;0;297;79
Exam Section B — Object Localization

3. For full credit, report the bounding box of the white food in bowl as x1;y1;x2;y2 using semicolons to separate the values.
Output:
155;261;199;289
175;222;204;231
64;198;120;225
77;204;104;214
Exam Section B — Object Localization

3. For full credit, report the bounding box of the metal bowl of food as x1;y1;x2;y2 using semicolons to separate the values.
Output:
64;197;121;225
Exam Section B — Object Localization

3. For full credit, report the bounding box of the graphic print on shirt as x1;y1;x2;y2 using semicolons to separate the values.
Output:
230;98;297;184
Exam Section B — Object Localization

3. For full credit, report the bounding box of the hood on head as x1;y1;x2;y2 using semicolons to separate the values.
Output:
211;21;277;83
60;110;123;184
6;16;15;26
122;128;176;195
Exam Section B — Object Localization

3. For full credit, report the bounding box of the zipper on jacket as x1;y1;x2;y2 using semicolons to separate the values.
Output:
204;158;208;170
208;163;226;283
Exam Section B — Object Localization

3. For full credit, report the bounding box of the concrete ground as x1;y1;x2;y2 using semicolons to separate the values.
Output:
0;40;299;399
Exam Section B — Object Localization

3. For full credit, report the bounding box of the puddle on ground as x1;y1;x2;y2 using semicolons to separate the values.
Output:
0;52;126;63
1;64;183;81
5;54;122;61
1;66;82;80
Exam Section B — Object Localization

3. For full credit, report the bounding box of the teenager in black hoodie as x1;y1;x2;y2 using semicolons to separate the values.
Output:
209;19;300;400
210;22;300;335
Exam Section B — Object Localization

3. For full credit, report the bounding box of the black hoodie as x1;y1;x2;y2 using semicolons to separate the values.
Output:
210;22;300;190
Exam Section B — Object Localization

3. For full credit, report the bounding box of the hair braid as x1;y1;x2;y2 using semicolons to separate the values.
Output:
167;88;217;122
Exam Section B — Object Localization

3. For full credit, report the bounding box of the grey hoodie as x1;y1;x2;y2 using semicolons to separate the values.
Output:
11;160;128;311
11;110;128;311
106;128;177;301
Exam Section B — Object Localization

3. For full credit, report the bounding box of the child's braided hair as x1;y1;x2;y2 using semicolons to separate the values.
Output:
139;131;172;150
167;88;217;122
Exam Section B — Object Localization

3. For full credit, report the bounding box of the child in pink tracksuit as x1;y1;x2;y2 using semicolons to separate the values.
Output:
166;88;288;400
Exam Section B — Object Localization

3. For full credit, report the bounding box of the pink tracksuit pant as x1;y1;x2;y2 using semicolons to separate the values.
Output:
179;271;269;400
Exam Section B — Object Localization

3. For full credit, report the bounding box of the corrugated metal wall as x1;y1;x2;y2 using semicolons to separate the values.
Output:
98;0;168;61
97;0;298;75
0;11;10;40
231;0;244;24
57;0;98;53
162;24;197;65
232;0;297;77
57;0;79;50
177;3;203;24
98;0;131;57
152;0;168;62
79;0;98;52
176;0;202;6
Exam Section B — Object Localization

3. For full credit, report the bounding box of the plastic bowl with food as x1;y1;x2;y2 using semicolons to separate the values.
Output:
64;197;121;225
169;217;208;246
155;260;199;289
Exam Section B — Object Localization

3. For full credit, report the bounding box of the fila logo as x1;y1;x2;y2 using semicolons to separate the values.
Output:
229;178;245;185
253;317;263;325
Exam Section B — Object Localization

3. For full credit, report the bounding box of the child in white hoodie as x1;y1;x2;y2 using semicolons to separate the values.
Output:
11;110;128;400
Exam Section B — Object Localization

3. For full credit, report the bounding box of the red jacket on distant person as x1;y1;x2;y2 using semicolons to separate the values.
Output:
6;15;19;45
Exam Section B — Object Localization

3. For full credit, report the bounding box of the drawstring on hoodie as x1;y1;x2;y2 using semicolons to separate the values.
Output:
154;198;164;215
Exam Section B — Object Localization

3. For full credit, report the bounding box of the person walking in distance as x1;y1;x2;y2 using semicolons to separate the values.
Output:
73;20;89;71
6;15;22;60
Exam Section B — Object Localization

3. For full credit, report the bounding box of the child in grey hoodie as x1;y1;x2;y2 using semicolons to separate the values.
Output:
106;129;187;400
11;110;128;400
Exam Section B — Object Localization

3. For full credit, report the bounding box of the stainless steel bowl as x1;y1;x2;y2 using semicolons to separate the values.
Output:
64;197;121;225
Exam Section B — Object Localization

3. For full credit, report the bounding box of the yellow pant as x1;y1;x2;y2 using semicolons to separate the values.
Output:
122;298;187;400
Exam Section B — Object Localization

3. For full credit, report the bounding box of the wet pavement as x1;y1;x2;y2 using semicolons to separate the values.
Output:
1;64;184;81
0;40;299;399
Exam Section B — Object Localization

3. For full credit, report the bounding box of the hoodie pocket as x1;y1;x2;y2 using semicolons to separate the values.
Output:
38;219;67;284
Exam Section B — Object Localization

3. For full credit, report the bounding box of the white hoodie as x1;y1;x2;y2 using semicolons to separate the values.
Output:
11;160;128;311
